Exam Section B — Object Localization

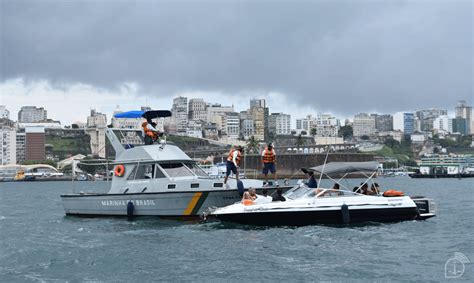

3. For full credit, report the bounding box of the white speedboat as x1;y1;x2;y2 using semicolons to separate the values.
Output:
211;162;436;226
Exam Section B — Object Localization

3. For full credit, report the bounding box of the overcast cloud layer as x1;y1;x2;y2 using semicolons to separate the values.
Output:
0;0;472;122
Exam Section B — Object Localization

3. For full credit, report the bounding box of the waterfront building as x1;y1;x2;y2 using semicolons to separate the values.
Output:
415;109;448;132
433;115;453;133
314;114;339;137
18;106;48;123
0;105;10;119
455;100;473;134
171;96;188;134
188;98;207;122
25;126;45;161
0;118;17;165
418;154;473;175
85;109;107;158
393;112;415;135
371;114;393;132
268;113;291;136
353;113;376;137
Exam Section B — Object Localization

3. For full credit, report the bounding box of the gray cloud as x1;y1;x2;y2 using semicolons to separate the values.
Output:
1;0;472;114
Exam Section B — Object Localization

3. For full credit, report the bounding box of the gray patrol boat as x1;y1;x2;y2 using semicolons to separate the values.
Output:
61;127;290;217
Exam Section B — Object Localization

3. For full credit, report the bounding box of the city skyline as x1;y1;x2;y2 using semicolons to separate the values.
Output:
1;0;472;124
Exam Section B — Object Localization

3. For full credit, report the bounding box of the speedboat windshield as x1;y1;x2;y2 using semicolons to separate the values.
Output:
284;184;316;200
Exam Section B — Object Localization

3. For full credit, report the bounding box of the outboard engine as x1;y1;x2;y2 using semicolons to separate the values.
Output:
411;197;436;220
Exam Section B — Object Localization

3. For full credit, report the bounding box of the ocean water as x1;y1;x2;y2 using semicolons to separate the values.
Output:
0;178;473;282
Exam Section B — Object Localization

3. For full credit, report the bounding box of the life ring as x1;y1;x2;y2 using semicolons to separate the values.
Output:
242;199;254;206
383;189;404;197
114;165;125;177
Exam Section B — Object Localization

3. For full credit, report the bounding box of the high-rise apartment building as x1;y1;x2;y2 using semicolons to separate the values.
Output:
455;100;472;134
371;114;393;132
188;98;207;121
18;106;48;123
314;114;340;137
268;113;291;136
433;115;453;133
16;132;26;164
171;97;188;134
353;113;376;137
225;112;240;140
296;115;315;134
393;112;415;135
415;109;448;132
0;118;17;165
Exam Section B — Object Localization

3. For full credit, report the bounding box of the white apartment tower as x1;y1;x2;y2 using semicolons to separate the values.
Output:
171;96;189;134
18;106;47;123
0;118;17;165
353;113;376;137
188;98;207;121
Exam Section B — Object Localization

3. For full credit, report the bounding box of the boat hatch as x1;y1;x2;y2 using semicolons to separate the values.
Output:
168;184;176;189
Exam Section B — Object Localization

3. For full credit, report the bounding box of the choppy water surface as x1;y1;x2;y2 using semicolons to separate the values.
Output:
1;178;473;281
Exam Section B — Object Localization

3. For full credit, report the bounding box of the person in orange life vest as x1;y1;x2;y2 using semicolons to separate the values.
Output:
223;145;243;186
142;119;160;145
261;143;278;186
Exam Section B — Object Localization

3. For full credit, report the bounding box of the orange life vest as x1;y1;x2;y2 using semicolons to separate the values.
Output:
142;122;158;139
227;149;241;165
383;190;405;197
242;199;254;205
262;149;276;163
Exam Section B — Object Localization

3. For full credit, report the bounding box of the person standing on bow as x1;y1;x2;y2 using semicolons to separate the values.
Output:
224;145;243;187
261;143;278;186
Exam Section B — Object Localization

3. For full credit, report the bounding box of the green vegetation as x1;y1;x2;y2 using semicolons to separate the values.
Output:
246;136;259;153
432;134;474;154
338;125;353;139
46;135;91;160
374;138;417;166
295;134;305;147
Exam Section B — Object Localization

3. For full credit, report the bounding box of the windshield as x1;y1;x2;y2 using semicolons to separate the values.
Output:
159;163;194;178
284;184;317;200
185;162;209;177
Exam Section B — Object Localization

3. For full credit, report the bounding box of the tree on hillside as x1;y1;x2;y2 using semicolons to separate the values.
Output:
310;128;317;137
295;134;305;148
338;125;353;139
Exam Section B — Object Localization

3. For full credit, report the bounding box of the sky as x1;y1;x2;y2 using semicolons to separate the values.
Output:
0;0;472;125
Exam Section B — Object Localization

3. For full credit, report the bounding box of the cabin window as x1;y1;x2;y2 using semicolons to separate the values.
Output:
127;164;155;180
154;166;166;179
183;162;209;177
160;163;194;178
